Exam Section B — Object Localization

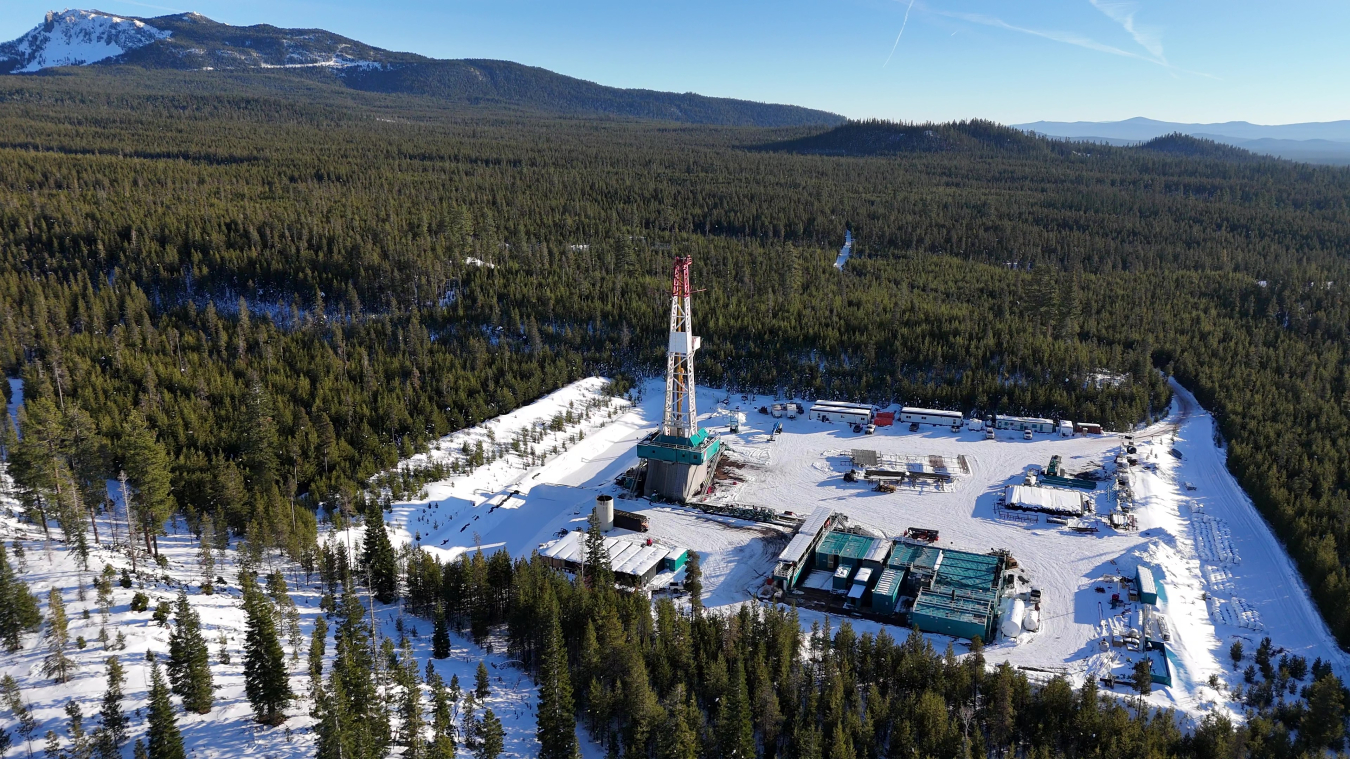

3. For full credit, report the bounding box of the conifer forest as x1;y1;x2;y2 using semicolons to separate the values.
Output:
1;67;1350;759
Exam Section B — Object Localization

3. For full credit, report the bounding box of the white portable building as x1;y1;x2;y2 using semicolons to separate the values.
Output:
900;407;964;427
809;401;873;425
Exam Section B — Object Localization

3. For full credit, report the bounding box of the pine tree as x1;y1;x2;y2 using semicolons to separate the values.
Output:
122;411;175;559
536;602;577;759
146;661;185;759
41;588;76;683
64;700;92;759
362;503;398;604
167;591;214;713
2;674;38;759
0;543;41;651
432;604;450;659
474;709;504;759
717;661;755;759
428;671;456;757
98;656;128;752
683;551;702;617
198;514;217;593
398;656;426;759
1301;674;1346;752
325;587;389;759
241;574;292;725
475;661;491;700
582;511;612;589
266;570;302;660
308;615;328;700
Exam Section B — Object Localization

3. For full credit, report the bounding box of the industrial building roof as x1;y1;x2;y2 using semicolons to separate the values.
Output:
1137;565;1157;596
873;568;904;597
996;414;1054;425
863;539;893;565
810;400;874;413
902;407;963;417
817;531;879;561
777;533;816;566
913;584;998;625
540;531;678;581
1004;484;1089;515
889;543;942;571
799;506;834;538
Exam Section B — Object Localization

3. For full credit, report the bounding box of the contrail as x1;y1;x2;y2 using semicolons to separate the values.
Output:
883;0;917;68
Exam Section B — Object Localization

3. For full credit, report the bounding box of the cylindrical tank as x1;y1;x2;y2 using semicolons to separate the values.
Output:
595;495;614;532
1023;608;1040;632
1001;599;1026;638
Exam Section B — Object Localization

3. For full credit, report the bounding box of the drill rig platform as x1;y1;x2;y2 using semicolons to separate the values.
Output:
636;255;721;501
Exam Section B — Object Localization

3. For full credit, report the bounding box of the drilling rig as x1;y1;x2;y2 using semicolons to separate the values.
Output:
635;255;722;501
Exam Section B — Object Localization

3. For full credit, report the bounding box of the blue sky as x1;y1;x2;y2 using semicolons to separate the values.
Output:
6;0;1347;124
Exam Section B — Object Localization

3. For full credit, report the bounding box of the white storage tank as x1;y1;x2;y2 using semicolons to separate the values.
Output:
1023;608;1040;632
595;495;614;532
1001;599;1026;638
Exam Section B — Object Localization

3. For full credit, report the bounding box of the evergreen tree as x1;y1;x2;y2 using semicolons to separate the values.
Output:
266;570;302;660
683;551;702;617
121;411;174;559
308;615;328;700
41;588;76;683
167;590;214;713
0;543;42;651
98;656;128;753
241;574;292;725
656;687;698;759
325;587;390;759
64;700;92;759
582;511;612;589
362;503;399;604
398;655;426;759
717;661;755;759
2;674;38;759
432;604;450;659
198;514;217;593
475;661;491;700
473;709;504;759
1301;674;1346;752
536;601;577;759
146;661;185;759
428;670;457;757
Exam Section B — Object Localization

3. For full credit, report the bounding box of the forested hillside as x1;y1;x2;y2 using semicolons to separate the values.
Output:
0;64;1348;667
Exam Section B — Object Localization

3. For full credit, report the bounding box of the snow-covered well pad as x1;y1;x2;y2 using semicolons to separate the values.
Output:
381;376;1348;717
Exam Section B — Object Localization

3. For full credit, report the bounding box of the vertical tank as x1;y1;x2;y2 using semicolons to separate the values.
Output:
595;494;614;532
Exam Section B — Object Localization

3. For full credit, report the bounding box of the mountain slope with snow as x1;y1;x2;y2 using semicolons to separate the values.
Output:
0;10;170;74
0;9;843;127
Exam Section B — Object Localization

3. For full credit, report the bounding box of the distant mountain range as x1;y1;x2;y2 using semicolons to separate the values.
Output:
0;9;844;128
1017;117;1350;165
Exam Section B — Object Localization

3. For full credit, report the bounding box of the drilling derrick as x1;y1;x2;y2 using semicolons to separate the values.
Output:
636;256;722;502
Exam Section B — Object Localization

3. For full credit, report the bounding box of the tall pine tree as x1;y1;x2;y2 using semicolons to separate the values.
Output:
536;600;577;759
241;574;292;725
167;591;213;713
0;543;41;651
362;502;399;604
96;656;128;759
146;661;185;759
41;588;75;683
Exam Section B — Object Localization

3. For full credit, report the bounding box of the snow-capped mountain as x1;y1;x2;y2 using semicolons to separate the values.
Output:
0;9;170;74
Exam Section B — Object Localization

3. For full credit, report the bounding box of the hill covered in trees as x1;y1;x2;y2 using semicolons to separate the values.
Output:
764;119;1277;164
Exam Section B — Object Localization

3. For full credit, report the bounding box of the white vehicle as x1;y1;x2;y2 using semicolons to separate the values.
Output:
1023;429;1034;440
985;427;995;440
865;424;876;435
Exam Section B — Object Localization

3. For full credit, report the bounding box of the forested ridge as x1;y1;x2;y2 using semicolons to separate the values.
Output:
0;67;1348;670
